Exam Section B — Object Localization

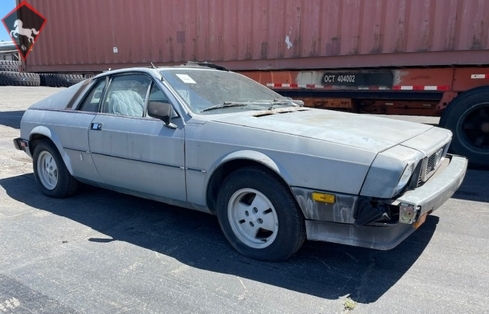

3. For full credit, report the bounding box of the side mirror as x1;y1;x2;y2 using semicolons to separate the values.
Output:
148;101;177;129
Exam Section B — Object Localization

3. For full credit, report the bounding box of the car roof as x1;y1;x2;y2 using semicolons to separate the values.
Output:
94;64;225;79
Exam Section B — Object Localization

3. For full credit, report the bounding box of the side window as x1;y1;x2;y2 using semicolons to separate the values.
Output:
148;83;169;103
102;74;151;117
148;83;178;118
78;79;106;112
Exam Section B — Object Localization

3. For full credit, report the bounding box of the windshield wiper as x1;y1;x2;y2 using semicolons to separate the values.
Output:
266;99;300;110
201;99;301;113
201;102;248;113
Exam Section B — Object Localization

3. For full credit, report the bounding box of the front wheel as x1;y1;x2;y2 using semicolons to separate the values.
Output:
216;167;305;261
33;140;78;198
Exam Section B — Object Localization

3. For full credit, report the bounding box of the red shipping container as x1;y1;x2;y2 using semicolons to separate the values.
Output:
21;0;489;73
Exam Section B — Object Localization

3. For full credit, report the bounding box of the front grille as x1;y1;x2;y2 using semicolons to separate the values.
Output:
417;144;448;186
425;150;440;175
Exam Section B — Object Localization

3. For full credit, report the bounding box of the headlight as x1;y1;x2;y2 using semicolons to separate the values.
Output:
360;145;424;199
394;163;415;195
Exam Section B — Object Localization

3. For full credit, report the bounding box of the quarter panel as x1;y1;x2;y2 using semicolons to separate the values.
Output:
23;109;99;180
29;81;85;110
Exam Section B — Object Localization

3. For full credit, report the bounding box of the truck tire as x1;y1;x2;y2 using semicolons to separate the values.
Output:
0;71;41;86
0;60;20;72
439;86;489;169
40;73;85;87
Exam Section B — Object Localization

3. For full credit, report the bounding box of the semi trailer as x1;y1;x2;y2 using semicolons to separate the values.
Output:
15;0;489;167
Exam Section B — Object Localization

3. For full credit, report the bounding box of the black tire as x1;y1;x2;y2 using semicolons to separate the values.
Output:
40;73;86;87
0;60;20;72
32;140;78;198
0;71;40;86
439;86;489;169
216;166;306;261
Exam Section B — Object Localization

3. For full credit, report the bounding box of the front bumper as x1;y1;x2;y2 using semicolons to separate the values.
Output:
395;154;467;224
302;154;468;250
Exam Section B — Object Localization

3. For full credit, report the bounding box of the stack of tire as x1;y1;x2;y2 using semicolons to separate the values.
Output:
39;73;87;87
0;60;40;86
0;60;86;87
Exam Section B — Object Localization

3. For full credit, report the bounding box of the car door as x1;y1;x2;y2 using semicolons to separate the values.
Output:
88;73;186;202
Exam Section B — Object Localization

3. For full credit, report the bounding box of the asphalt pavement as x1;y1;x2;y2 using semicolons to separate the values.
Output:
0;86;488;314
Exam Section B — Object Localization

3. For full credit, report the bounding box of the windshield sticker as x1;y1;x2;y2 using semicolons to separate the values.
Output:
176;74;196;84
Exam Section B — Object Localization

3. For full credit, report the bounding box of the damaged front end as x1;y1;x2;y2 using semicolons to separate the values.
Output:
292;154;467;250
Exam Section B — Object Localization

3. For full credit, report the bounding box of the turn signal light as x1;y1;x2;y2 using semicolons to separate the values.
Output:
312;192;336;204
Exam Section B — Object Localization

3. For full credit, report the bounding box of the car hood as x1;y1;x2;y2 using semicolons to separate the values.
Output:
210;108;433;153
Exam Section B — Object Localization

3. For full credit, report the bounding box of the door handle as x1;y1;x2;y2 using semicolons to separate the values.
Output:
90;123;103;130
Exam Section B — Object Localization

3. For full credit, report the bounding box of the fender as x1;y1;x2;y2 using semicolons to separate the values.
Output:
209;149;293;185
29;125;75;175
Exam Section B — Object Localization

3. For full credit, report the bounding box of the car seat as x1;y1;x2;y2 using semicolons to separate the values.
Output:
108;90;144;117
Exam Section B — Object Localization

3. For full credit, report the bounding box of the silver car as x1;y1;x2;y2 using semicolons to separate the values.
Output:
14;64;467;261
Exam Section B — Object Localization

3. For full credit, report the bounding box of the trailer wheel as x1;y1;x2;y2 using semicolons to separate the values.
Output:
440;86;489;168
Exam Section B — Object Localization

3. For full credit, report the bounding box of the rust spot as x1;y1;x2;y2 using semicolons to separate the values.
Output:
371;33;382;54
471;36;483;49
261;42;268;59
302;97;352;109
176;31;185;44
245;45;252;59
326;37;341;56
310;39;317;56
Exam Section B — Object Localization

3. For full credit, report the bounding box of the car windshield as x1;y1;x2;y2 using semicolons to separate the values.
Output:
159;68;298;114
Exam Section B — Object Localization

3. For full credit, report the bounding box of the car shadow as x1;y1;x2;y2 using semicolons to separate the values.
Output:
0;110;24;129
452;169;489;202
1;173;438;304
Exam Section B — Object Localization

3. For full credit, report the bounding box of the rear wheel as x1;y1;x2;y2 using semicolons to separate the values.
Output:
33;140;78;197
216;166;305;261
440;86;489;169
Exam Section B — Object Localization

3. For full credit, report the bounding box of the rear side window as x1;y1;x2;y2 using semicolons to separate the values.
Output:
78;79;106;112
